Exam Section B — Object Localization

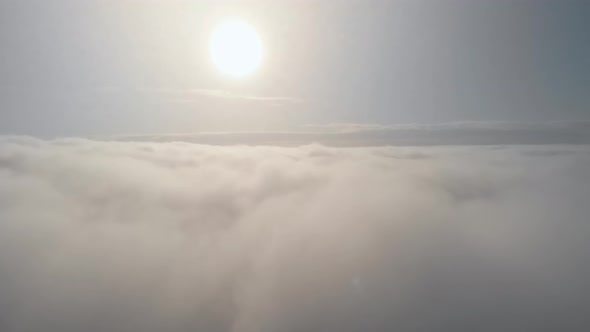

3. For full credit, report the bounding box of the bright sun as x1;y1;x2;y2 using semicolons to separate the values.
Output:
209;19;263;78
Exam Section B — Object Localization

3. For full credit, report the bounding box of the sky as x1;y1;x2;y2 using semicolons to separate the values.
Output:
1;0;589;137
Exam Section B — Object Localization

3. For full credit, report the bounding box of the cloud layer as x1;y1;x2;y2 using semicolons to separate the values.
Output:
1;137;590;331
114;120;590;146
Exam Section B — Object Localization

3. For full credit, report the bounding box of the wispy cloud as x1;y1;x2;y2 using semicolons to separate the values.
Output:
111;121;590;146
135;87;303;106
95;86;303;106
305;120;590;133
188;88;303;104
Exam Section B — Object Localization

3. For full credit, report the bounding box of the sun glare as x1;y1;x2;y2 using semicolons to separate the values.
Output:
209;19;263;78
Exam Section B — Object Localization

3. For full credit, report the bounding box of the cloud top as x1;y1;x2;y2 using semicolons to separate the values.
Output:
0;138;589;331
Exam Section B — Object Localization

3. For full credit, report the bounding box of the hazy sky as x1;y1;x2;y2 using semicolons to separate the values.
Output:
1;0;589;136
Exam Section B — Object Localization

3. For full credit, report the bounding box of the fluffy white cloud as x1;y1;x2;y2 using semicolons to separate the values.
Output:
0;137;589;331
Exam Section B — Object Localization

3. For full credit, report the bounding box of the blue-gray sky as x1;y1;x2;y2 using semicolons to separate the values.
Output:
1;0;589;137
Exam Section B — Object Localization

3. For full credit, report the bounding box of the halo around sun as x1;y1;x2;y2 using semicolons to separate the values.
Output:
209;19;263;78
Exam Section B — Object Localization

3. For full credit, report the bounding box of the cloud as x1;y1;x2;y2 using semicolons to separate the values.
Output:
129;87;302;106
1;137;590;331
96;87;302;107
188;89;303;105
112;120;590;146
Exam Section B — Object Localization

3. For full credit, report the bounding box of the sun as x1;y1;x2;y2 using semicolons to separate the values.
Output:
209;19;263;78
